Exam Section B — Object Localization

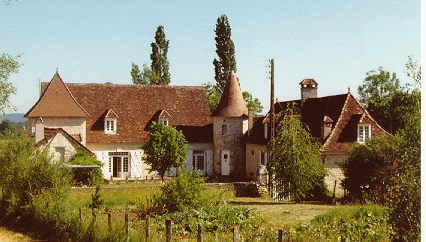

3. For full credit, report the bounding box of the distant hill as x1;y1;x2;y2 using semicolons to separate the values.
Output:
1;113;27;123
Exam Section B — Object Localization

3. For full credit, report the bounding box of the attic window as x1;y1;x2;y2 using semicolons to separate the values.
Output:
159;118;169;126
357;124;371;144
105;118;117;134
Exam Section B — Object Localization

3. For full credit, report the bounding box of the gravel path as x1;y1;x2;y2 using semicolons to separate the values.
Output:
0;227;36;242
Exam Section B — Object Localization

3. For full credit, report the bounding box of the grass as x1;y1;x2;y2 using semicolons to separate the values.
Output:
57;184;391;241
229;196;339;228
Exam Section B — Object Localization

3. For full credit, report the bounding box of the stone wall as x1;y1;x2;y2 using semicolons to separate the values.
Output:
42;132;80;163
323;153;348;198
245;143;268;180
29;117;87;145
212;117;247;178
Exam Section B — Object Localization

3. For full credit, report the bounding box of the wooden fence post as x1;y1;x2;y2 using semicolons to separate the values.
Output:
79;207;82;222
197;223;203;242
233;226;239;242
125;213;129;238
145;215;150;242
166;218;172;242
278;228;283;242
108;212;112;231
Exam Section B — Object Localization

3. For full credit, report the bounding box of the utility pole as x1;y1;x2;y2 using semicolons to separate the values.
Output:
270;59;275;141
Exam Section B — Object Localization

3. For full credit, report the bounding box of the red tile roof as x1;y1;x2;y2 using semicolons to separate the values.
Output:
25;73;89;118
246;92;389;154
212;70;249;118
30;127;94;156
40;81;212;144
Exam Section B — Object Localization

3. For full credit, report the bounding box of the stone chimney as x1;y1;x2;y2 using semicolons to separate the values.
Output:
248;109;253;135
35;117;44;144
300;79;318;106
321;116;333;142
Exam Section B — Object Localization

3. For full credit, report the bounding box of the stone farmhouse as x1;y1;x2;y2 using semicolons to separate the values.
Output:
245;79;389;196
25;71;388;194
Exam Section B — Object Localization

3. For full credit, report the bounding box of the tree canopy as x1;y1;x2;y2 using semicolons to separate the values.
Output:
213;14;236;93
207;14;263;115
131;26;170;85
141;122;189;182
267;108;327;201
0;53;21;113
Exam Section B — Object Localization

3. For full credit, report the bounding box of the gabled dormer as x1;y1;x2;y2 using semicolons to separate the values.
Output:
104;109;118;134
157;109;172;126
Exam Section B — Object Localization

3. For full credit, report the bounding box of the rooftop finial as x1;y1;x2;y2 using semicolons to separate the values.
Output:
348;87;351;93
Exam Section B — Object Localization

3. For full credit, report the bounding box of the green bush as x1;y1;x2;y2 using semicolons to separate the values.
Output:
341;136;399;203
69;149;104;186
138;168;206;215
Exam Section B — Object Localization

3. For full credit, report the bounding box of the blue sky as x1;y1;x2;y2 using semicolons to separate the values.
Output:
1;0;421;115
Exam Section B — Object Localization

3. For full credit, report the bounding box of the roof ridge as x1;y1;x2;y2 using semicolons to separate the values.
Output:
322;93;350;151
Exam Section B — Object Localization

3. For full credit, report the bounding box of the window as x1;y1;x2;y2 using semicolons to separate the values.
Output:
159;118;169;126
260;151;268;166
222;125;228;135
358;124;371;144
264;123;268;139
192;150;205;172
105;118;117;134
123;157;129;173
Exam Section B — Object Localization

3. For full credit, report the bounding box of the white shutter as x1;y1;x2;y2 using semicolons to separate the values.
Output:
186;150;193;171
206;150;213;176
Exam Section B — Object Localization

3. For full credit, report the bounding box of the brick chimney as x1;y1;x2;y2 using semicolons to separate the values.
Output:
300;79;318;106
35;117;44;144
321;116;333;142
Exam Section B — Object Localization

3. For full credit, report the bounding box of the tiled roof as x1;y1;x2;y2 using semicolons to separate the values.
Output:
300;79;318;85
30;127;94;156
212;70;249;118
246;92;389;154
40;82;212;144
25;73;89;118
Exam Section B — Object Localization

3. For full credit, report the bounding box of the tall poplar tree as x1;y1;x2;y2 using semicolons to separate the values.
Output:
131;26;170;85
150;25;170;85
213;14;236;93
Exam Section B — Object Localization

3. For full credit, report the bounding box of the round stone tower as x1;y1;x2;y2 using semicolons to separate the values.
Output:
211;70;248;180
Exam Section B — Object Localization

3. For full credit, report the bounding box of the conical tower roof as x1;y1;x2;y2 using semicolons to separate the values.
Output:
212;70;248;117
25;72;89;118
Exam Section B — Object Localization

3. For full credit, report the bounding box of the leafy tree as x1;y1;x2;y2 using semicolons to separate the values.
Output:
131;26;169;85
150;25;170;85
0;53;21;113
203;82;222;113
267;108;327;201
386;56;421;241
242;91;264;115
341;136;399;203
0;119;15;139
213;14;236;93
69;150;104;186
142;122;189;182
357;66;401;134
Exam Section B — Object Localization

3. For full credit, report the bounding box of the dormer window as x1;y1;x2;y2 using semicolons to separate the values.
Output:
358;124;371;144
105;118;117;134
104;109;119;134
159;118;169;126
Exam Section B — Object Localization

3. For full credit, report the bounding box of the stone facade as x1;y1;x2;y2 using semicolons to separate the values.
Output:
212;116;248;177
41;131;80;163
245;143;268;180
29;117;86;145
322;153;348;198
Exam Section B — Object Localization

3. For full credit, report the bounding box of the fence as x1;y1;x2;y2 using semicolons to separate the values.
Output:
79;209;289;241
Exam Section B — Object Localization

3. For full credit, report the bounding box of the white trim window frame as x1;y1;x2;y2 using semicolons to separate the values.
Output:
159;118;169;126
357;124;371;144
105;118;117;134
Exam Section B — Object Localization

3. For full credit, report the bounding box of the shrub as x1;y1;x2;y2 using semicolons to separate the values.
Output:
341;136;399;203
138;168;206;215
69;149;104;186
